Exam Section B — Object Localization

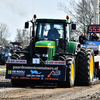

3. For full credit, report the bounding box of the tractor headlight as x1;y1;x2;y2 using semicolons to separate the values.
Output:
42;54;48;57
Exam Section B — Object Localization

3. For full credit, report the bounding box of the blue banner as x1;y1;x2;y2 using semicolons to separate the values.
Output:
85;40;100;45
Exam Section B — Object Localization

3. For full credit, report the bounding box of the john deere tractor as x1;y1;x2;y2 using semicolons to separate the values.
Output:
6;15;94;87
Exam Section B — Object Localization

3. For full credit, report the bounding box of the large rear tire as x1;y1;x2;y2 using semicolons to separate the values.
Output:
76;47;94;86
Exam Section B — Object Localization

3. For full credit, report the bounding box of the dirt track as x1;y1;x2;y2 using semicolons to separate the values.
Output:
1;78;100;100
0;65;100;100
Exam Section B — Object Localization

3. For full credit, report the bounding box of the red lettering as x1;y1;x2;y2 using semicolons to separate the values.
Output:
89;26;93;32
97;26;100;32
93;26;96;32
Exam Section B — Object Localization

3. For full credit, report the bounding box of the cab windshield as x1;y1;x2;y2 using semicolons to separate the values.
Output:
37;22;64;41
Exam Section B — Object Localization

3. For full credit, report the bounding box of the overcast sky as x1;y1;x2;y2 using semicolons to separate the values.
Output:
0;0;70;41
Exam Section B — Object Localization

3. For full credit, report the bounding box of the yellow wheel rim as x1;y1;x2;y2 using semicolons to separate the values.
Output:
90;55;93;79
71;64;74;82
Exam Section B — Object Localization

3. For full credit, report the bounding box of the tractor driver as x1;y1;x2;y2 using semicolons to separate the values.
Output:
47;23;60;40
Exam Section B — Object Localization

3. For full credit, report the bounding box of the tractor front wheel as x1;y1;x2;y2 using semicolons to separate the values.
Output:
66;56;75;87
57;55;75;87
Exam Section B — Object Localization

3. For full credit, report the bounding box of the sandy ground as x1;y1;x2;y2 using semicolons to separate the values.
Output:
0;65;100;100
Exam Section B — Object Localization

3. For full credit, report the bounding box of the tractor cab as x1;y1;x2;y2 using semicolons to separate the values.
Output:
25;14;76;62
35;21;67;54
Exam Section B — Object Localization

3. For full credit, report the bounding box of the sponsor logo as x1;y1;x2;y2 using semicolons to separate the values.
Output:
13;66;58;70
7;59;27;64
12;70;25;76
30;70;42;74
52;70;61;76
26;74;44;78
47;70;61;77
45;78;58;80
8;70;12;74
47;70;55;77
45;61;66;65
26;70;44;78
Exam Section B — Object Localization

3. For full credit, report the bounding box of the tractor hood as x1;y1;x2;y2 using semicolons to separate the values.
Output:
35;41;55;48
35;41;55;60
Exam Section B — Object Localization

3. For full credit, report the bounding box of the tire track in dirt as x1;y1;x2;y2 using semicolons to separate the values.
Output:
0;65;100;100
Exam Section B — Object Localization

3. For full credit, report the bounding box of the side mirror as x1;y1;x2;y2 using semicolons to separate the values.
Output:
71;24;76;30
25;22;29;28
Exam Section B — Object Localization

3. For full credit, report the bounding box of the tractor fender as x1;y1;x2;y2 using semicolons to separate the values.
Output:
68;42;80;55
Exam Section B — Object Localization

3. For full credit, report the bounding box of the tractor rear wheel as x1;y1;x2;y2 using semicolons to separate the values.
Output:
76;47;94;86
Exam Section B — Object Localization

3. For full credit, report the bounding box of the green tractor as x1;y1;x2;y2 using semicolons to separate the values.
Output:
6;14;94;87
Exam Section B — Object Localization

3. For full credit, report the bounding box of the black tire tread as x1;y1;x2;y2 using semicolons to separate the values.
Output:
76;47;94;86
66;56;75;87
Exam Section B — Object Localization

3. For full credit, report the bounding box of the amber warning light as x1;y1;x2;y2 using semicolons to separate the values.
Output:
34;14;37;19
87;25;100;33
66;15;69;20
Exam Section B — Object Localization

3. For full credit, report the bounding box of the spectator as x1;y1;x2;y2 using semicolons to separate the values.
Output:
91;33;99;41
79;33;87;44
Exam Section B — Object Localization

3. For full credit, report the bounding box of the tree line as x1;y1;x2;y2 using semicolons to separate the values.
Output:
58;0;94;41
0;23;30;47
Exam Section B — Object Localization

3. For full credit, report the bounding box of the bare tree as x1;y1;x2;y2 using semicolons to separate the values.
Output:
0;23;10;46
15;29;22;43
15;29;30;46
22;29;30;46
58;0;94;40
